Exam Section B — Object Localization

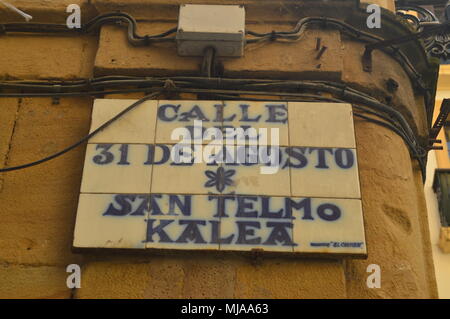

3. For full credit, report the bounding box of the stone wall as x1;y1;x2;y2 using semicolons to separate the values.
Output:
0;0;439;298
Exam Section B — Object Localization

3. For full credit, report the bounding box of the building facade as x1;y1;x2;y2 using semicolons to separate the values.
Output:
425;64;450;299
0;0;446;298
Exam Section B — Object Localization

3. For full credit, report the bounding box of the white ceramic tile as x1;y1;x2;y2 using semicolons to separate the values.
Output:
80;143;152;194
288;102;356;148
222;101;289;146
75;99;365;256
155;100;223;145
73;193;148;249
292;198;366;255
150;144;224;194
219;195;294;252
89;99;157;144
222;146;291;196
289;147;361;198
145;194;220;250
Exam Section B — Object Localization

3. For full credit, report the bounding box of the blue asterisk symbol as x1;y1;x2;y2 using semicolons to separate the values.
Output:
204;167;236;192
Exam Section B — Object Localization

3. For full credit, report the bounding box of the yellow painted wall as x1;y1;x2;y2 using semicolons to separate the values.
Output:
433;65;450;170
425;151;450;298
425;66;450;299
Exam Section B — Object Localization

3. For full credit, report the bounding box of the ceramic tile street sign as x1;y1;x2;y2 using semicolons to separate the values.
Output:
73;99;366;257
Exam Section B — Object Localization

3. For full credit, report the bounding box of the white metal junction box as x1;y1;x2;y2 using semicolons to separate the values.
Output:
176;4;245;57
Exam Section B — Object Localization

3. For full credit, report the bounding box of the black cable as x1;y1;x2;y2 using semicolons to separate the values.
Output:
201;47;216;78
0;11;435;180
1;12;177;46
1;13;431;94
0;77;423;142
0;92;161;173
1;13;434;118
0;76;421;141
210;90;427;165
354;112;427;180
353;104;418;147
353;112;422;157
245;16;430;96
209;93;344;103
0;76;429;179
0;88;162;97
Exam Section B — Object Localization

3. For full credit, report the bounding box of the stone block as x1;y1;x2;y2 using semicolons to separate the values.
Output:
0;35;97;79
76;259;185;298
0;97;92;265
0;263;71;299
94;22;342;80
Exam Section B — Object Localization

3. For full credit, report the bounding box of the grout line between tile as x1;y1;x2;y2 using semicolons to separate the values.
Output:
286;101;294;252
